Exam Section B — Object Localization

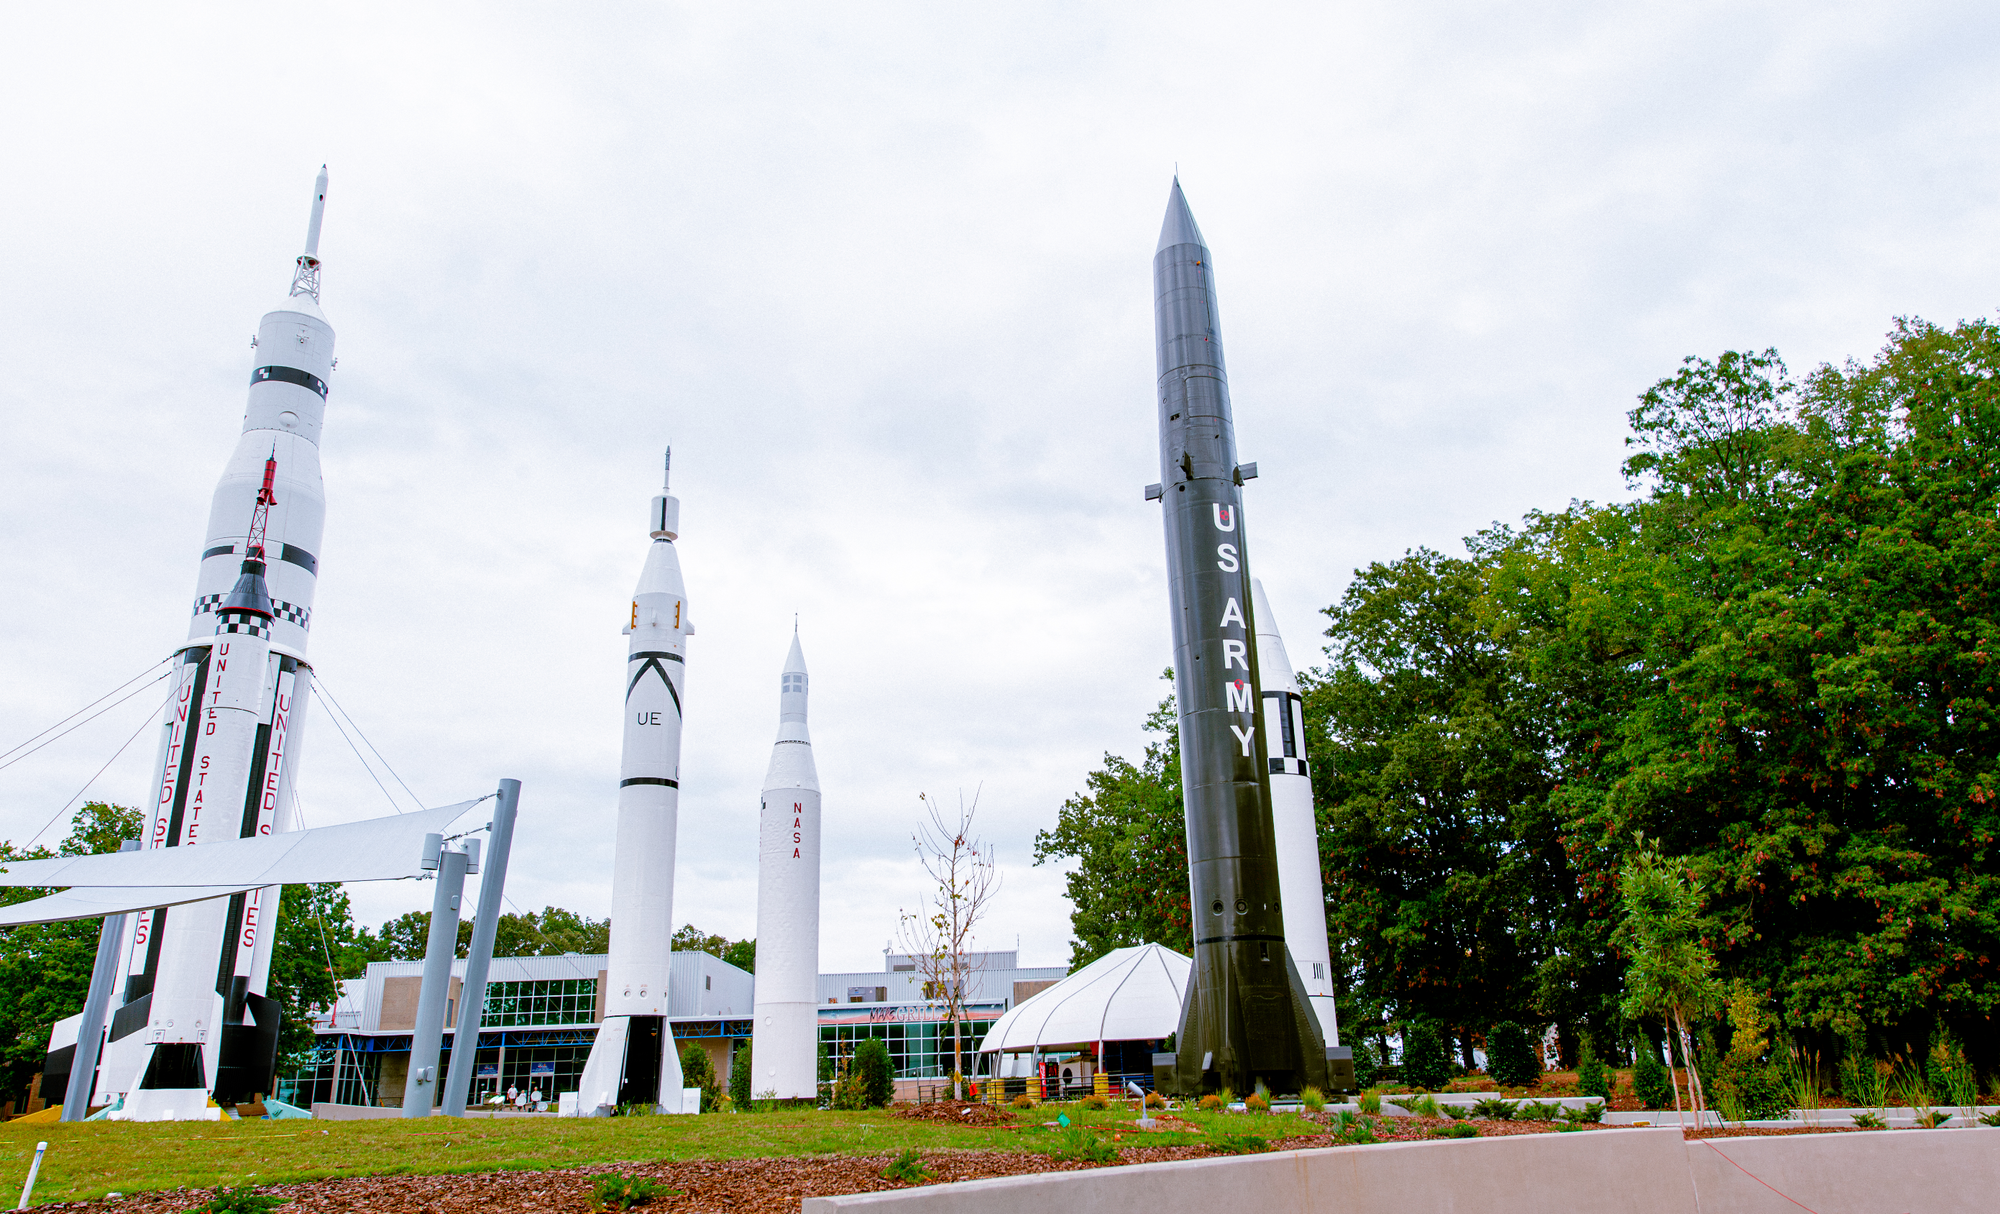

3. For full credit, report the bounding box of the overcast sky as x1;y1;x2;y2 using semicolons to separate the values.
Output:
1;2;1995;974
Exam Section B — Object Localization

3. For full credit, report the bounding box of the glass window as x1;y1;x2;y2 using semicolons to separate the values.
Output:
482;978;598;1027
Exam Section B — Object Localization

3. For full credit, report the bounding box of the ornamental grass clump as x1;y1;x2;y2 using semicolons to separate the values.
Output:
1243;1092;1270;1113
880;1149;934;1184
1300;1086;1326;1112
1050;1125;1117;1163
1358;1089;1382;1115
185;1189;289;1214
1198;1093;1224;1111
592;1176;677;1210
1471;1097;1516;1120
1209;1132;1270;1155
1010;1093;1037;1109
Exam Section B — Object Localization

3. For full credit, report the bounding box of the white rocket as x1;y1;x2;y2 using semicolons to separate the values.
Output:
91;170;334;1120
1251;578;1339;1041
573;454;692;1114
751;632;821;1101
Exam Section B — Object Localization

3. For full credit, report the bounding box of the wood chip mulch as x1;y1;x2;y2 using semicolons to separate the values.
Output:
887;1101;1017;1127
1683;1126;1867;1138
33;1148;1221;1214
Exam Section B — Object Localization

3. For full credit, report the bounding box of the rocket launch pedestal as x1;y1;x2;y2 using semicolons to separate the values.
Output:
573;456;692;1115
1144;179;1351;1098
751;633;821;1101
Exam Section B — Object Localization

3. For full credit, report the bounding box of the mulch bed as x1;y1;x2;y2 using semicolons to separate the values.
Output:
1684;1126;1867;1138
32;1112;1864;1213
888;1101;1017;1127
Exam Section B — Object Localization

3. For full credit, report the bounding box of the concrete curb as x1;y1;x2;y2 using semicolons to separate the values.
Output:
801;1124;2000;1213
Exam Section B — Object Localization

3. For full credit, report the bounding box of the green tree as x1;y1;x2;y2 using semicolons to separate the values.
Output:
851;1036;895;1108
0;802;144;1108
269;883;361;1068
1615;837;1723;1118
679;1042;720;1112
1033;682;1191;967
730;1038;752;1108
1304;549;1575;1066
351;905;613;965
1399;1018;1450;1091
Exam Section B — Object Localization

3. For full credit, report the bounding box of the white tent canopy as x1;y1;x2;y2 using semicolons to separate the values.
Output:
0;798;485;926
977;942;1189;1054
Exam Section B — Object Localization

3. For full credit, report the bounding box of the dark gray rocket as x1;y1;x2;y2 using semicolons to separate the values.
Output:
1146;180;1353;1097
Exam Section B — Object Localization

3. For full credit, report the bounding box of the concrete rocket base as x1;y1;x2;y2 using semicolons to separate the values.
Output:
572;1014;689;1115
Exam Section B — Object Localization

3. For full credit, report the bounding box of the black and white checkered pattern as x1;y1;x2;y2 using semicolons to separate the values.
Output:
216;613;272;640
192;595;311;632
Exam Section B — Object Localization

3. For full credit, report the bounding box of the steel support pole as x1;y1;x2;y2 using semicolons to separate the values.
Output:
441;778;520;1116
402;847;468;1116
61;840;138;1122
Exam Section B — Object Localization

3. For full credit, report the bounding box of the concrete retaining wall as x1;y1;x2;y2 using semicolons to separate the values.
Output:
801;1126;2000;1213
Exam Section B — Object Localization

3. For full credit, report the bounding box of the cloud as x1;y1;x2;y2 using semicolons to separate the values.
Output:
0;1;1995;971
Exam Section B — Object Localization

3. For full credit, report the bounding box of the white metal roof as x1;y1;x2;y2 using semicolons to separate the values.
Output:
976;943;1188;1053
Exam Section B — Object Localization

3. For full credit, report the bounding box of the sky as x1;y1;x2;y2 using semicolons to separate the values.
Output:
0;2;1995;975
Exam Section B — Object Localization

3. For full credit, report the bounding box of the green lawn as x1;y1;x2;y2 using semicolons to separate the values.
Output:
0;1107;1330;1204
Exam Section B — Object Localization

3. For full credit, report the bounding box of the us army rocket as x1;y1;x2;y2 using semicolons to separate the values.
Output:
751;632;821;1101
574;454;691;1113
81;170;334;1121
1144;179;1347;1097
1250;578;1338;1041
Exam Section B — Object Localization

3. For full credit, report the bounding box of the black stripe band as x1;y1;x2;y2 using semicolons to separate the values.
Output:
251;365;328;398
629;651;684;663
1194;933;1289;946
280;544;318;574
620;777;679;788
203;545;234;561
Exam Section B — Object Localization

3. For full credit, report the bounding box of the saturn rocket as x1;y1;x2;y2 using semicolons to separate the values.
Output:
751;632;821;1101
574;455;691;1113
1145;179;1347;1097
81;170;334;1120
1250;578;1338;1041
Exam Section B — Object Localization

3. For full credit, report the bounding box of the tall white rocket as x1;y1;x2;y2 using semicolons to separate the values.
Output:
574;453;691;1113
1251;577;1339;1041
98;170;333;1120
751;632;821;1100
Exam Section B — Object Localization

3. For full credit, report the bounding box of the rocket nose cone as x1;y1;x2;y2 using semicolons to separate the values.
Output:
1251;577;1281;642
1157;178;1207;253
784;633;808;674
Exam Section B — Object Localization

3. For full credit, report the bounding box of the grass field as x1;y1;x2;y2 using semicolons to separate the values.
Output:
0;1106;1329;1204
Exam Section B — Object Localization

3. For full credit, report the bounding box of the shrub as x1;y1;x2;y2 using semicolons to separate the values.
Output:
1329;1110;1375;1143
1198;1093;1224;1111
1010;1093;1037;1109
680;1044;722;1113
1715;1060;1788;1120
729;1040;753;1111
186;1188;289;1214
1209;1132;1270;1154
592;1176;677;1210
1049;1125;1117;1163
1471;1097;1515;1120
1487;1021;1540;1089
1850;1111;1886;1128
1516;1099;1565;1121
1300;1086;1326;1112
1144;1092;1165;1109
1977;1110;2000;1128
1350;1039;1380;1091
852;1037;896;1109
1575;1048;1611;1101
880;1148;933;1184
1929;1033;1979;1109
1632;1047;1673;1110
1913;1110;1952;1129
1561;1102;1605;1125
1400;1021;1451;1092
1243;1092;1269;1113
1079;1093;1110;1110
1432;1122;1478;1138
1442;1103;1470;1120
